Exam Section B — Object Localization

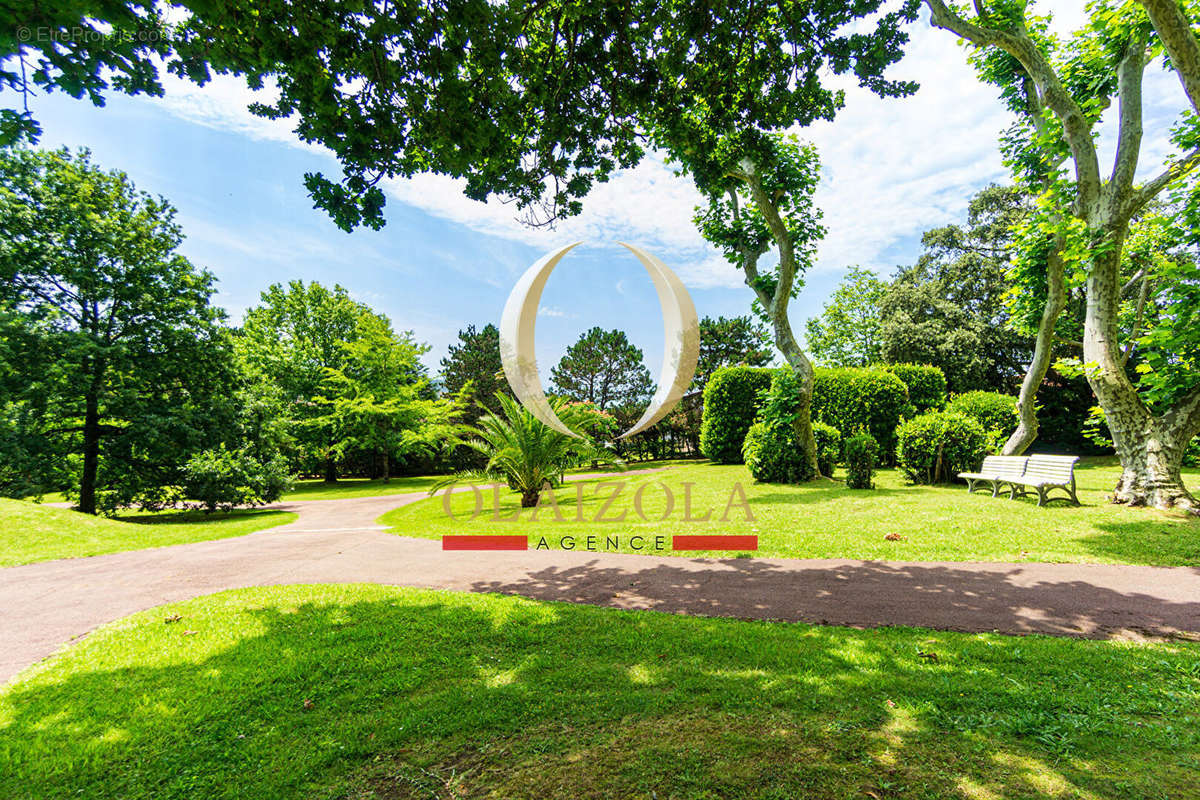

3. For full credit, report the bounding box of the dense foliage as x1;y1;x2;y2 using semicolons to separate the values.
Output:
0;148;247;513
550;327;653;414
805;266;888;367
179;446;292;513
811;367;909;460
885;363;948;414
946;391;1019;451
844;433;880;490
699;367;775;464
439;323;510;421
813;422;842;479
743;370;842;484
895;411;989;485
435;394;619;508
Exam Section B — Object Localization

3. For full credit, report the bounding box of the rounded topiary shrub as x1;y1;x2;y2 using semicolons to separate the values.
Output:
895;411;988;485
885;363;947;414
946;391;1019;448
813;421;842;478
743;418;814;483
812;367;909;459
700;366;775;463
844;432;880;490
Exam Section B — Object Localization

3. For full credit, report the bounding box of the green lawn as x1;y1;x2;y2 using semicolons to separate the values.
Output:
1;584;1195;799
382;459;1200;566
284;475;443;501
0;499;297;567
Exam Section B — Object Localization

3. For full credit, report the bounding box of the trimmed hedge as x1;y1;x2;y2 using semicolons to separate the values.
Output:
812;367;909;459
844;433;880;490
885;363;947;413
813;421;842;478
946;391;1019;445
741;371;842;483
700;366;775;463
895;411;988;485
743;418;812;483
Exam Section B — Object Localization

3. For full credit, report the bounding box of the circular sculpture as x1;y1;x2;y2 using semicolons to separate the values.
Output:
499;242;700;439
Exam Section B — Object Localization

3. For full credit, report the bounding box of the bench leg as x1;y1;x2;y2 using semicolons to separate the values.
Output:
1037;486;1049;507
966;478;977;494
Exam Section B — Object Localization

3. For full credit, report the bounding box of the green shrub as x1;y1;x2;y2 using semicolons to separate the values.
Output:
182;446;293;512
844;433;880;490
947;390;1019;450
742;369;816;483
885;363;947;413
1185;435;1199;468
895;411;989;485
812;367;909;459
743;419;814;483
813;421;842;477
700;366;775;463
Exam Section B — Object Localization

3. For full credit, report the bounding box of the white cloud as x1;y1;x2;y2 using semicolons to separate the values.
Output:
537;305;569;318
146;1;1189;288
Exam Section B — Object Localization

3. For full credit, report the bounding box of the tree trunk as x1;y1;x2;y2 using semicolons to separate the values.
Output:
323;458;338;483
1083;238;1197;511
78;388;100;515
382;450;390;483
1004;246;1068;455
520;488;540;508
772;321;821;478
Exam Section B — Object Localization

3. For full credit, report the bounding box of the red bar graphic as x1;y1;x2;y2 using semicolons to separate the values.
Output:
442;535;528;551
672;535;758;551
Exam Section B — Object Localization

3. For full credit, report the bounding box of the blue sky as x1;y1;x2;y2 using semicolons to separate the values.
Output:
15;4;1187;380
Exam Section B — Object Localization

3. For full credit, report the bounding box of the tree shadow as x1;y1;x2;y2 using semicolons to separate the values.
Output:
1;587;1195;798
1081;520;1200;567
470;557;1200;640
113;508;287;526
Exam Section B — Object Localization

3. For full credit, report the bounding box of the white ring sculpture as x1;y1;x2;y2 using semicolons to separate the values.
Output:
499;242;700;439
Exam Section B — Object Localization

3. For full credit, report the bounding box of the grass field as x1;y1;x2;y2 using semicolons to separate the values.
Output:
284;475;443;501
382;459;1200;566
1;584;1195;799
0;499;297;567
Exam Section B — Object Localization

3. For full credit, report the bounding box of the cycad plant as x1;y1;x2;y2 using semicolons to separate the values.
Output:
433;393;622;507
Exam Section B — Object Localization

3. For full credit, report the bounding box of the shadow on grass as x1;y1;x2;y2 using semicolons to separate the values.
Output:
113;508;287;526
1;587;1196;799
1081;520;1200;568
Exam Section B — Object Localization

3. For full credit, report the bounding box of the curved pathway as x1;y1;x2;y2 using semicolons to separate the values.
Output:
3;490;1199;683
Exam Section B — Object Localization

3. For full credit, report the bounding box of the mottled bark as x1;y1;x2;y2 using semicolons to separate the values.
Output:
926;0;1199;511
1003;246;1067;455
734;160;822;478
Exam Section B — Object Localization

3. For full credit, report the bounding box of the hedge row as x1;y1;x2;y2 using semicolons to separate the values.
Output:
885;363;947;413
812;367;909;459
699;366;775;463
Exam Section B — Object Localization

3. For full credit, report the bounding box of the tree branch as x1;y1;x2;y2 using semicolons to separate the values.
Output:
925;0;1103;215
1109;32;1148;203
1127;145;1200;215
1139;0;1200;116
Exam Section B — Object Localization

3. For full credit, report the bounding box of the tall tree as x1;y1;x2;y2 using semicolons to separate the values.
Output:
806;266;888;367
694;315;774;392
322;313;458;482
439;323;510;419
926;0;1200;510
550;327;653;413
0;147;235;513
8;0;917;474
238;280;386;483
879;185;1033;394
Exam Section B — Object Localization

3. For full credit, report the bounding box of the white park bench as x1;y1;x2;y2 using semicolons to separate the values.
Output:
1006;454;1081;507
958;455;1029;497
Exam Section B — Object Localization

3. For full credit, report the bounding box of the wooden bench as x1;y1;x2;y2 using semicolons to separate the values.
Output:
958;455;1029;497
1006;454;1081;507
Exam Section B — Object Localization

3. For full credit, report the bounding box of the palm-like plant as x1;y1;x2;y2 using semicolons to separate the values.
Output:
433;393;622;508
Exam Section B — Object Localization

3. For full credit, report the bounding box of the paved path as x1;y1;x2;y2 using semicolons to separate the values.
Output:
3;491;1200;684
